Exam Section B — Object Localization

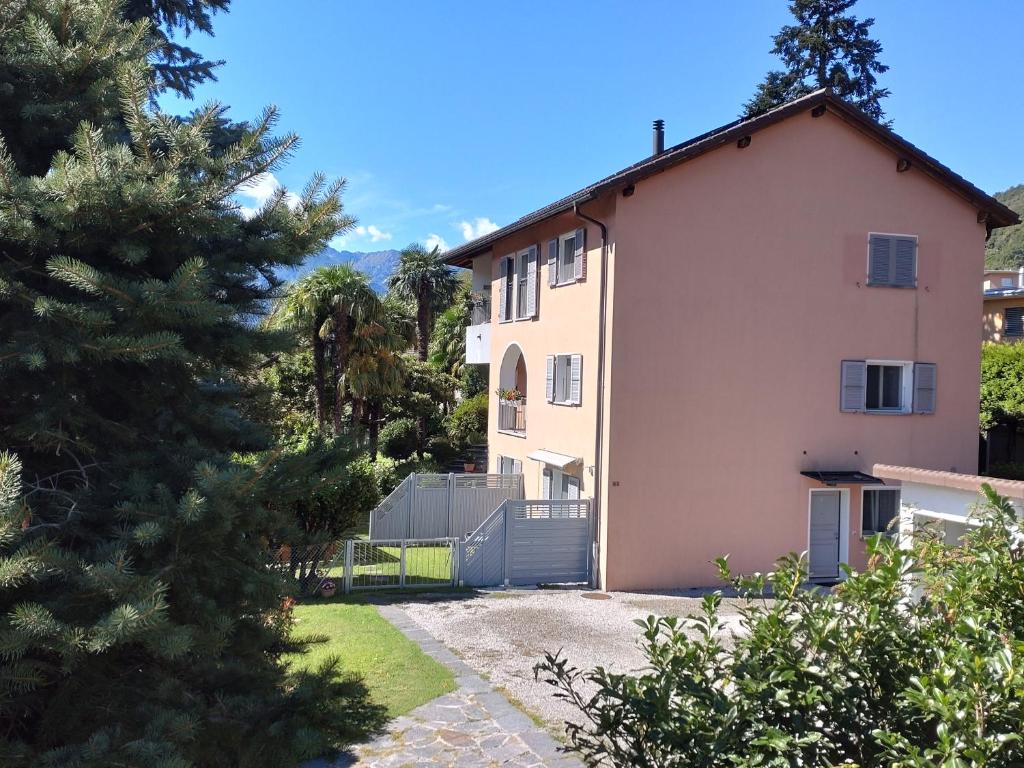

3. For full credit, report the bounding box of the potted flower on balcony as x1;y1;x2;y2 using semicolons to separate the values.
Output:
496;387;523;402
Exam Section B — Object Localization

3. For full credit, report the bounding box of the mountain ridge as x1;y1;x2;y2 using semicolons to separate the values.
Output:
277;246;401;293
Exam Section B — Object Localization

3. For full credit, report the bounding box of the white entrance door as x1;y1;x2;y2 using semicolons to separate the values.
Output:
809;491;841;580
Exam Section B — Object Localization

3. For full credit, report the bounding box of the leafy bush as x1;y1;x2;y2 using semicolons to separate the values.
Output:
537;485;1024;767
446;392;488;450
987;461;1024;481
380;417;418;460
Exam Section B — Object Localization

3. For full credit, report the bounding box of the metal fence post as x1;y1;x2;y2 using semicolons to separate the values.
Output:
407;475;416;539
399;540;407;588
343;539;354;594
452;538;460;587
446;472;455;539
501;501;512;587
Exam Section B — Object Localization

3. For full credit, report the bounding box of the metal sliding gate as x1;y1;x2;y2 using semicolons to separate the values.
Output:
460;499;593;587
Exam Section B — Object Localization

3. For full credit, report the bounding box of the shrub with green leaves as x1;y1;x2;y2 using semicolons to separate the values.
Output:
445;392;488;451
380;417;418;460
537;485;1024;767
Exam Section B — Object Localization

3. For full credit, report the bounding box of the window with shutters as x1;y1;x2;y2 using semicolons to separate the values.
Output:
499;255;515;322
548;354;582;405
1005;307;1024;337
516;248;530;319
558;232;576;285
840;359;934;414
862;488;900;536
542;468;581;500
867;233;917;288
498;456;522;475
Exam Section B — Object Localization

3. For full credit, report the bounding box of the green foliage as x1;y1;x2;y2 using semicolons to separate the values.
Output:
0;1;362;763
388;243;459;362
985;185;1024;268
981;341;1024;431
537;487;1024;767
380;417;418;461
744;0;890;123
429;275;471;378
446;393;488;451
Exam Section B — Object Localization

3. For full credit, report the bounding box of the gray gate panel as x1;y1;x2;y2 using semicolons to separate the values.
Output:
410;475;449;538
461;503;507;587
507;500;591;586
451;474;523;538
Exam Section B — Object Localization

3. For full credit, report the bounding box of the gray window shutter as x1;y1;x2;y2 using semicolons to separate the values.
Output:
573;227;586;281
498;258;508;321
893;238;916;287
840;360;867;412
913;363;936;414
566;476;580;500
868;235;891;285
512;459;522;475
545;355;555;402
496;454;504;474
526;245;538;317
547;239;558;288
569;354;582;405
542;468;552;499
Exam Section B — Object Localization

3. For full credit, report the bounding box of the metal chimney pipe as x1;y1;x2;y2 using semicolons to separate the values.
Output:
652;119;665;155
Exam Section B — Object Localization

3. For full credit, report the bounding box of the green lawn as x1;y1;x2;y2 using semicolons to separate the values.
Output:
286;598;455;718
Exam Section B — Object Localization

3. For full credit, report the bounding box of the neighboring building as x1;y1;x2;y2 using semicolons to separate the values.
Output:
445;90;1019;591
983;269;1024;342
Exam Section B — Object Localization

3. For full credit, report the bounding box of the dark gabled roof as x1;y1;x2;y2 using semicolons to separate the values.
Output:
444;90;1019;267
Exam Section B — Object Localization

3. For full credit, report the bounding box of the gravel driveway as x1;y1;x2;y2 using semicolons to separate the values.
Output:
391;589;754;737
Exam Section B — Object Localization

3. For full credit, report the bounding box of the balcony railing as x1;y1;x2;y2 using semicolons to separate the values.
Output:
497;398;526;434
470;296;491;325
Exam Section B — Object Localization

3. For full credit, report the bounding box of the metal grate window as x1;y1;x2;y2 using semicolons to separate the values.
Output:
1006;307;1024;337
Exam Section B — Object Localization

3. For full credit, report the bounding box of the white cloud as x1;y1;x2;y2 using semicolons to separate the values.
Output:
425;233;449;252
458;217;500;241
236;172;301;218
354;224;393;243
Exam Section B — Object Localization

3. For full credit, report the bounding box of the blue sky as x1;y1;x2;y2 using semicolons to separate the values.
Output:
161;0;1024;253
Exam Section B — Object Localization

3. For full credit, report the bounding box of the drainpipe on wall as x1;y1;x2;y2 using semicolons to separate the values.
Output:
573;200;609;590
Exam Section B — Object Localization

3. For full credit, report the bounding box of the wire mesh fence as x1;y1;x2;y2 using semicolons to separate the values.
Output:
268;538;458;595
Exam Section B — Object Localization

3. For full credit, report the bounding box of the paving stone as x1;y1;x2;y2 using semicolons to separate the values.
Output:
308;603;582;768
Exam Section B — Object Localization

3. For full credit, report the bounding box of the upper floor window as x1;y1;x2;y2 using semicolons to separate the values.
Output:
546;354;582;405
1006;307;1024;337
868;233;917;288
548;228;587;287
862;488;900;535
498;247;537;322
1002;277;1016;288
840;360;936;414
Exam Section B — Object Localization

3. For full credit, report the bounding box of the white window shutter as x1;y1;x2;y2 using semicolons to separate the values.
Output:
512;459;522;475
545;355;555;402
574;227;586;281
526;245;538;317
542;469;552;500
840;360;867;412
497;258;508;321
566;476;580;500
913;362;936;414
548;239;558;288
569;354;582;405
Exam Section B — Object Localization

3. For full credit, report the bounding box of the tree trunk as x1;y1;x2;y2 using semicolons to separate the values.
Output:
332;309;349;436
369;402;380;461
312;329;326;431
416;285;429;458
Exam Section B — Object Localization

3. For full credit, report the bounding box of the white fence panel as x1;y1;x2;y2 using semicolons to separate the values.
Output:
451;473;523;539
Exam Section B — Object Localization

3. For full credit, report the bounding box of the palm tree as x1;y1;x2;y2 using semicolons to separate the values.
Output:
430;279;472;380
388;244;459;362
348;318;407;459
315;264;381;435
275;274;331;429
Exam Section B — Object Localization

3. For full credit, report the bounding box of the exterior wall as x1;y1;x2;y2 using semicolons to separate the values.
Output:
983;270;1021;291
482;202;614;505
602;111;987;589
983;295;1024;342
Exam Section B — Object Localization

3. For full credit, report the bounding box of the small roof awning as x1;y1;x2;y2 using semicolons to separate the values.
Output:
801;470;884;486
527;449;581;469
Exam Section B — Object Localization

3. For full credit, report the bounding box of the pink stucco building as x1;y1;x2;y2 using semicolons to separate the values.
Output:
446;90;1018;591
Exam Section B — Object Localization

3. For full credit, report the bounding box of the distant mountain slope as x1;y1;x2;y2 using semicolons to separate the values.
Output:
277;247;400;293
986;185;1024;268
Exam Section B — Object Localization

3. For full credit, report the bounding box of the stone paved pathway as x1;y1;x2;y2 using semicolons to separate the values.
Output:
308;603;583;768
